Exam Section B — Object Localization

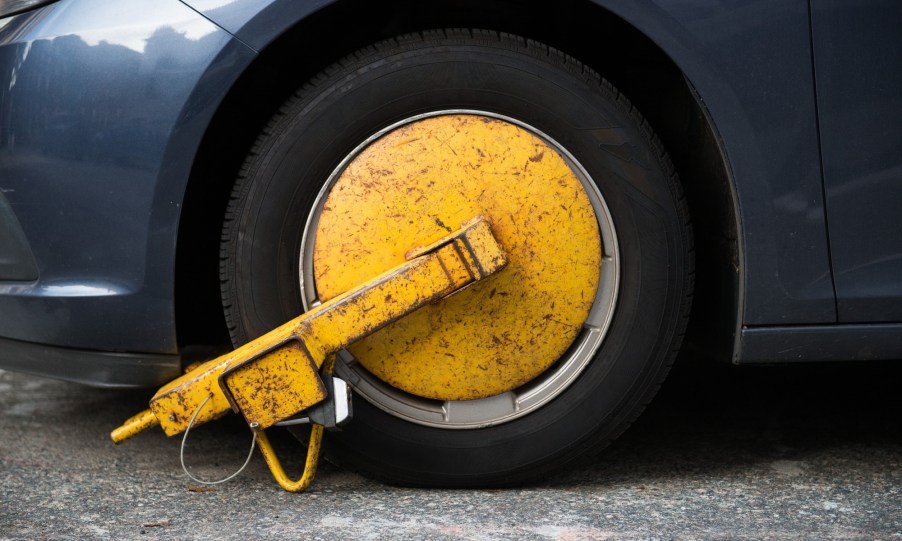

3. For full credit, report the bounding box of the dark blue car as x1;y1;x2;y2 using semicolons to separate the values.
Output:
0;0;899;486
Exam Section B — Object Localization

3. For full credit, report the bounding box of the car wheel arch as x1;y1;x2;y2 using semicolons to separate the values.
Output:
172;0;742;362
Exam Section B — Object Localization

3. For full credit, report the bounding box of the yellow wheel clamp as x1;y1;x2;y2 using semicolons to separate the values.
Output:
110;216;507;492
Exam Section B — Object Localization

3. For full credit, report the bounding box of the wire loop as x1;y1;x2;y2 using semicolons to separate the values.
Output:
180;392;257;485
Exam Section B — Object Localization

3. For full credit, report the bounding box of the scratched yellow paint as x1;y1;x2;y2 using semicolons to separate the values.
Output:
222;342;328;430
111;217;506;442
313;114;602;400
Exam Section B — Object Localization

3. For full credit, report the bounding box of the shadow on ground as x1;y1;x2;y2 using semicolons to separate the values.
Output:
552;357;902;484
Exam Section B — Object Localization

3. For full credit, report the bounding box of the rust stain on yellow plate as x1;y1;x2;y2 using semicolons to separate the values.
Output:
313;114;601;400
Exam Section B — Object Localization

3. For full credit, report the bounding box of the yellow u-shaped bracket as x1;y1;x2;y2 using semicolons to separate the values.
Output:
254;425;324;493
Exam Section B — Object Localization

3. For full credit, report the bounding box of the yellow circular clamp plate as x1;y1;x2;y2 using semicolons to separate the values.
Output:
313;114;601;401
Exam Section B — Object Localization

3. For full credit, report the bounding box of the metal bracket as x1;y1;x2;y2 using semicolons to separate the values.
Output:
274;374;353;429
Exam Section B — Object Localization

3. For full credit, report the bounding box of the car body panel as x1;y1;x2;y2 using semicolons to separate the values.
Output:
180;0;333;52
595;0;836;325
811;0;902;323
0;0;254;353
0;191;38;280
739;323;902;363
0;334;180;387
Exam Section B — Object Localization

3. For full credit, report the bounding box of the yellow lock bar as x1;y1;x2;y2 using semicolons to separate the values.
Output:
111;215;507;443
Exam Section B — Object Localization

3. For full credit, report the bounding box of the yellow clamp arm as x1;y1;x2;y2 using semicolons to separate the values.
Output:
111;216;508;491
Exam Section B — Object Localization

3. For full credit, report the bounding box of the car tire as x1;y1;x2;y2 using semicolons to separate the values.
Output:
220;29;693;487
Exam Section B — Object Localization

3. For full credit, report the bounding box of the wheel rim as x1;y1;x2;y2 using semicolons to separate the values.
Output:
300;110;619;429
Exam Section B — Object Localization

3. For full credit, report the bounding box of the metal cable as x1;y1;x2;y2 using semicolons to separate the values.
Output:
179;392;257;485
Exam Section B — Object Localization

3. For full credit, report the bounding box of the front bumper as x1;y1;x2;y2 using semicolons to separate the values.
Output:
0;335;180;388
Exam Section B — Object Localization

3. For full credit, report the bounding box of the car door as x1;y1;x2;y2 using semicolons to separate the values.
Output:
811;0;902;322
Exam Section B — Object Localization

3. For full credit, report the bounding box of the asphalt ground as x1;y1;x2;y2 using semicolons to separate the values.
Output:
1;357;900;540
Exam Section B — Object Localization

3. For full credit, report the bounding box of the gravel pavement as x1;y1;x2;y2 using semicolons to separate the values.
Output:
1;358;900;540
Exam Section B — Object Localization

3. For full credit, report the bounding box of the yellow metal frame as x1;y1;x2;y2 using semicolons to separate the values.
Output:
111;216;508;492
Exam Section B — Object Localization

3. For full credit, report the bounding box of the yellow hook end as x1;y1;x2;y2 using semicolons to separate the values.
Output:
111;408;160;444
